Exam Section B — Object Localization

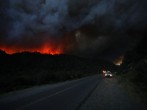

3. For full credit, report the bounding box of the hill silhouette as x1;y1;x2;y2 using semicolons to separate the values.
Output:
0;51;117;93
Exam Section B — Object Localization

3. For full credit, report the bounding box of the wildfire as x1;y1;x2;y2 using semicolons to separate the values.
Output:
38;44;63;55
0;33;77;55
0;43;63;55
113;56;124;66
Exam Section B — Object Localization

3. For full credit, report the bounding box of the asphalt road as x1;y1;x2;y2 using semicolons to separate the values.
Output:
0;75;99;110
79;77;147;110
0;75;147;110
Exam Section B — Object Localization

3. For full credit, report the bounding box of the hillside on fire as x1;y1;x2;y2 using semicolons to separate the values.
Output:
0;50;117;93
0;0;147;97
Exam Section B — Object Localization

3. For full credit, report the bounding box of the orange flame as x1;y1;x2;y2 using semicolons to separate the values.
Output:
0;43;63;55
37;43;63;55
0;33;76;55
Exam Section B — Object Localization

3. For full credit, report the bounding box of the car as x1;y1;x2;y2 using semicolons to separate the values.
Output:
103;70;113;77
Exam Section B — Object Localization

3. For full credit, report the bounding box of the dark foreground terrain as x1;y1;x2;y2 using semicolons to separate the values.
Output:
0;51;116;94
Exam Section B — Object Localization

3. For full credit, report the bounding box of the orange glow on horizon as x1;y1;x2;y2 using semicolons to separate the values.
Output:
0;31;77;55
113;56;124;66
0;44;63;55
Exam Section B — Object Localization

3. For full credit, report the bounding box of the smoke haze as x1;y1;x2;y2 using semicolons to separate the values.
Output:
0;0;147;60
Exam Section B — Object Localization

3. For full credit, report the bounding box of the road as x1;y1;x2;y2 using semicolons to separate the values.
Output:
79;77;147;110
0;75;99;110
0;75;147;110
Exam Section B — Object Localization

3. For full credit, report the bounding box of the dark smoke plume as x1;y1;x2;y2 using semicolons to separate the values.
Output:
0;0;147;60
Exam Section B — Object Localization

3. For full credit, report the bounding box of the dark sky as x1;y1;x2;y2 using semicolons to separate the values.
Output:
0;0;147;61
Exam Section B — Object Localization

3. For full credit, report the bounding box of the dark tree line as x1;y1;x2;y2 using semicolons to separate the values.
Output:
0;51;116;93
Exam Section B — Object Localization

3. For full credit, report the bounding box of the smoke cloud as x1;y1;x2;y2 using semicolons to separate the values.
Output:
0;0;147;59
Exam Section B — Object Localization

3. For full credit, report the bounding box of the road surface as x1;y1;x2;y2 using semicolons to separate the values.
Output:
0;75;146;110
79;77;147;110
0;75;99;110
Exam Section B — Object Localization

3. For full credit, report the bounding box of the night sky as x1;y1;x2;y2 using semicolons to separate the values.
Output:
0;0;147;61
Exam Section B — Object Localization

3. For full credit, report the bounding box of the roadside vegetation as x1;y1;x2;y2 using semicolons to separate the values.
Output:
117;36;147;103
0;50;116;94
